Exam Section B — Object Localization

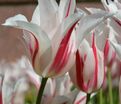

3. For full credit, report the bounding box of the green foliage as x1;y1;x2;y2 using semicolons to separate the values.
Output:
87;87;119;104
24;86;37;104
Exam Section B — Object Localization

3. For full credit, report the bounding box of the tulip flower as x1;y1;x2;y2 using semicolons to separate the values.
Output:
3;0;112;78
3;0;83;78
69;34;105;94
2;0;113;104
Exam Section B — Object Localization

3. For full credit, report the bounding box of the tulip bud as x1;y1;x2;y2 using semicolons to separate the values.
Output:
69;34;105;93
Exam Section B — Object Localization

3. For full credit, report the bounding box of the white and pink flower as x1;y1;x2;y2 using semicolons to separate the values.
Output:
69;34;105;93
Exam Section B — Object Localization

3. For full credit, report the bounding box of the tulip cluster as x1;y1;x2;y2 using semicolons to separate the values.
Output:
1;0;121;104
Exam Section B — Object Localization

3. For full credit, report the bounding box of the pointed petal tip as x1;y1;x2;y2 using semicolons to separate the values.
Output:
2;14;27;27
2;21;15;27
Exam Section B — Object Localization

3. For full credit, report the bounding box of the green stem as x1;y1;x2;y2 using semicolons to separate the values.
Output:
99;88;103;104
86;93;91;104
107;69;113;104
36;77;48;104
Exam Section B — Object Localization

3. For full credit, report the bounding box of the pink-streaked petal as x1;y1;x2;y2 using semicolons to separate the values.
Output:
92;34;98;89
0;91;2;104
3;17;53;75
104;40;110;64
97;50;105;89
76;50;86;91
58;0;76;22
74;91;86;104
41;13;82;77
79;39;95;91
51;13;82;58
49;23;76;76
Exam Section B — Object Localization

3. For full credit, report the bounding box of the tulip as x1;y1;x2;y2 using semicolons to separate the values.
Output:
69;34;105;94
3;0;83;78
3;0;112;78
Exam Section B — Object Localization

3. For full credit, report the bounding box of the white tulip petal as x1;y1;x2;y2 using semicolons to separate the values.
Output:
50;0;58;11
31;5;40;25
97;50;104;89
83;49;95;83
78;39;90;57
96;26;109;50
42;13;82;77
74;91;86;104
3;14;27;26
38;0;57;33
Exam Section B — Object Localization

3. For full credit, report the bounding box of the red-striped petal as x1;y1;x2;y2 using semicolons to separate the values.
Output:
92;34;98;89
66;0;72;17
0;91;2;104
50;23;76;75
76;50;88;92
